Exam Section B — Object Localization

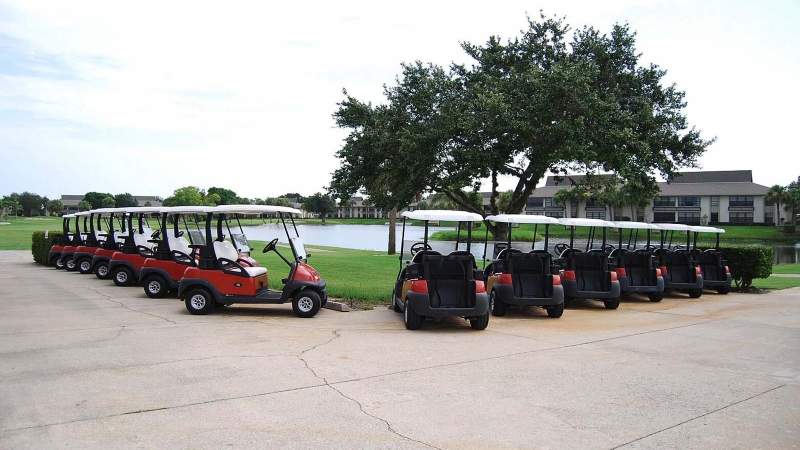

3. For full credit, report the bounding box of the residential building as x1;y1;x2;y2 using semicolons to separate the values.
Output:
480;170;780;225
61;195;163;213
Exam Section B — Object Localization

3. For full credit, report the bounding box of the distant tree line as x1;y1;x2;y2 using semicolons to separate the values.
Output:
766;177;800;226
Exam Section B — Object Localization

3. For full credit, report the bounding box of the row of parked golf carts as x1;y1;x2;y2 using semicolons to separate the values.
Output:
46;207;731;330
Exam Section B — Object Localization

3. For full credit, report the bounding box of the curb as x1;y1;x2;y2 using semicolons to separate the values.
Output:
324;300;351;312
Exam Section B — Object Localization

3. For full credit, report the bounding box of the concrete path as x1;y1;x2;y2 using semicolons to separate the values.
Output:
0;250;798;449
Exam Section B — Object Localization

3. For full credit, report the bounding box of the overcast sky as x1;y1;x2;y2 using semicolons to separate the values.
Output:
0;0;798;200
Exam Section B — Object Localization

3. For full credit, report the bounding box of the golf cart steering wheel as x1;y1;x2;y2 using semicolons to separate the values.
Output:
151;229;161;239
262;238;279;253
410;242;432;255
554;243;569;255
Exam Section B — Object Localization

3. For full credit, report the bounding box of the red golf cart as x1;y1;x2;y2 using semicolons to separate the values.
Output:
91;208;128;279
139;206;212;298
73;208;114;274
655;223;704;298
689;225;732;294
108;207;161;286
178;205;327;317
609;221;665;302
49;214;75;268
391;210;490;330
59;210;91;271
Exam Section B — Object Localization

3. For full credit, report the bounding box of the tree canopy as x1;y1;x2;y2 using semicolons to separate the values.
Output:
207;187;240;205
82;192;114;209
302;193;336;223
113;193;138;207
331;14;711;228
162;186;219;206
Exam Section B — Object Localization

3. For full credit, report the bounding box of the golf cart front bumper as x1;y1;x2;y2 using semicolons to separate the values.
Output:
493;284;564;307
405;291;489;318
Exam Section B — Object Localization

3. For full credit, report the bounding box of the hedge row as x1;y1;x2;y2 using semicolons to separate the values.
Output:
31;231;63;265
718;246;773;289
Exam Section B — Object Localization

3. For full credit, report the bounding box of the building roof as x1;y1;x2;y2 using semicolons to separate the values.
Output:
669;170;752;183
657;182;769;196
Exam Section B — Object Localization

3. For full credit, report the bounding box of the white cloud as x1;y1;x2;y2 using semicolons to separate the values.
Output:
0;0;798;199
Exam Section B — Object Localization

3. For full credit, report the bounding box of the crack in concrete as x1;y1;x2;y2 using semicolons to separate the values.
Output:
609;384;788;449
89;287;177;324
0;326;127;357
295;329;441;449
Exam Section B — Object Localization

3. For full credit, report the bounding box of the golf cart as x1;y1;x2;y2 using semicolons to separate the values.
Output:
610;221;665;302
91;208;129;279
555;218;622;309
48;214;75;267
73;208;114;274
139;206;212;298
60;210;91;271
177;205;327;317
689;225;732;294
108;207;161;286
483;214;565;318
655;223;704;298
391;210;489;330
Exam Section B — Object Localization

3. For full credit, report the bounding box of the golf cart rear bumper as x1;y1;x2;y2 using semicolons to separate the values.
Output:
620;276;665;294
702;273;732;289
493;284;564;307
666;275;703;291
563;280;621;299
406;292;489;318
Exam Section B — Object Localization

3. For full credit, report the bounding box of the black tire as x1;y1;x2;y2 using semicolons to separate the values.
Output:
49;254;60;267
469;312;490;330
292;289;321;318
546;303;564;318
77;257;93;274
648;293;663;302
184;287;215;315
689;289;703;299
95;262;110;279
143;275;168;299
403;301;423;330
55;257;66;269
603;298;620;310
112;266;134;287
392;298;402;313
65;257;77;271
490;290;506;317
716;286;730;295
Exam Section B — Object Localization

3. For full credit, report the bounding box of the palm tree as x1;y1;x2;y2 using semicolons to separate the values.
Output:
766;185;788;226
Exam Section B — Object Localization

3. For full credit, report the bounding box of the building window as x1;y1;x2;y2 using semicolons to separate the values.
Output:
711;196;720;207
729;211;754;224
678;211;701;225
586;209;606;220
544;197;555;207
765;209;775;225
545;210;564;218
654;211;675;223
527;198;544;208
678;196;700;207
654;196;676;207
710;212;719;224
729;196;753;207
585;198;602;207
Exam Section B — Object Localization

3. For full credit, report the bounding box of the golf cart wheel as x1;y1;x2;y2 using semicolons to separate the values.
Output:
603;298;620;310
469;312;490;330
78;258;93;274
49;254;60;267
65;258;77;271
648;293;663;302
546;303;564;318
95;262;110;279
403;301;423;330
490;290;506;317
716;286;730;295
184;288;215;315
112;267;134;287
55;257;66;269
688;289;703;299
143;275;168;299
292;289;321;318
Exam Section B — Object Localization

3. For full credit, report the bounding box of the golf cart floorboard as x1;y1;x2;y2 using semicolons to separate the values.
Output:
221;288;285;304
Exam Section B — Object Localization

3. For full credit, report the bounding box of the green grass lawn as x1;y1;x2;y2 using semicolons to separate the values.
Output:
0;216;62;250
249;241;399;305
752;276;800;290
772;263;800;274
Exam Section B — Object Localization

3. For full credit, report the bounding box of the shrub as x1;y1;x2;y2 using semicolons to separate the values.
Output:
720;245;773;289
31;231;63;265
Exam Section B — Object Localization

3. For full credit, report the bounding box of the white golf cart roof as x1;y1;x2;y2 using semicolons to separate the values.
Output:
213;204;303;215
62;214;76;218
558;218;615;228
164;206;214;214
92;207;125;214
486;214;560;225
73;210;93;216
117;206;164;214
656;223;692;231
612;221;660;230
401;209;484;222
689;225;726;234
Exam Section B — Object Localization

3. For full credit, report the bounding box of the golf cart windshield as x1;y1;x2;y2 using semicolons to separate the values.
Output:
291;237;307;260
231;233;250;253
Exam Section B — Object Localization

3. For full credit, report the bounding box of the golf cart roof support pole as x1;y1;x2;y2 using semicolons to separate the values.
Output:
532;224;538;250
507;221;512;248
586;227;592;252
455;221;461;251
668;231;673;249
687;230;691;250
619;227;623;249
716;232;720;249
280;213;298;260
466;221;472;253
224;215;235;246
235;215;244;235
200;212;214;269
544;224;550;252
481;222;489;269
138;214;144;234
289;214;299;237
423;220;429;247
569;226;574;249
602;227;607;249
75;213;81;244
646;229;651;248
181;215;193;244
693;231;698;250
399;217;406;270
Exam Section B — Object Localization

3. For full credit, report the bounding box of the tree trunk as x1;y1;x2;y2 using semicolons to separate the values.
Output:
321;213;326;225
387;207;397;255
